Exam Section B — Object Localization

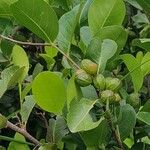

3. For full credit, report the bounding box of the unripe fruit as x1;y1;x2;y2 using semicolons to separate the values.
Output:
75;69;92;87
129;92;140;108
93;74;106;90
99;90;115;104
105;77;121;92
81;59;98;75
114;93;121;102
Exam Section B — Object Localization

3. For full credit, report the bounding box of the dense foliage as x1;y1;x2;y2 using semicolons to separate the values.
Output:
0;0;150;149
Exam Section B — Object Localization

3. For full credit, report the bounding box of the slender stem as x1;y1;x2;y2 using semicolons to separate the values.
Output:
0;34;80;70
0;135;34;146
6;120;41;146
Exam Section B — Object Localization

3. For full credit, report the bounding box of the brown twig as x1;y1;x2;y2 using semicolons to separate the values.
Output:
0;34;80;70
6;120;40;146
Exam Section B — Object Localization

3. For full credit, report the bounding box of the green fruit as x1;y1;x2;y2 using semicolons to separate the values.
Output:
93;74;106;90
99;90;115;104
75;69;92;87
105;77;121;92
114;93;121;102
129;92;140;108
81;59;98;75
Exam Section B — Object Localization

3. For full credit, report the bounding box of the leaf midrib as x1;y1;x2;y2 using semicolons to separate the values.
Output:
71;100;97;132
12;3;51;43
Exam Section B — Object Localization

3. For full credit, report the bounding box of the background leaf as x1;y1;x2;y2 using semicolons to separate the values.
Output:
136;0;150;16
32;71;66;114
11;0;58;42
81;119;109;147
88;0;126;35
20;95;35;123
118;104;136;140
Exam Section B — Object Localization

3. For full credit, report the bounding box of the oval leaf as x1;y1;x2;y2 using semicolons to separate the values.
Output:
11;0;58;42
32;71;66;114
12;45;29;82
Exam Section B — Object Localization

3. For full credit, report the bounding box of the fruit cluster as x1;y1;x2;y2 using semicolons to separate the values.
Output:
75;59;122;104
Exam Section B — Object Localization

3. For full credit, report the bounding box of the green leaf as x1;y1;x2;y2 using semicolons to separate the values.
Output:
88;0;126;35
120;54;143;92
118;104;136;140
137;112;150;125
12;45;29;82
141;52;150;76
81;85;98;99
67;98;103;133
81;119;109;147
80;26;92;47
48;116;69;143
0;115;7;129
11;0;58;42
32;71;66;114
57;5;80;54
8;133;30;150
20;95;36;123
140;100;150;113
136;0;150;16
67;75;82;108
38;143;56;150
0;0;15;19
87;38;117;73
1;66;25;87
125;0;142;10
132;38;150;51
97;25;128;54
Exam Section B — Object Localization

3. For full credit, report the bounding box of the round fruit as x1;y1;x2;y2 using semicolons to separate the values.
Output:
114;93;121;102
93;74;106;90
129;92;140;108
75;69;92;87
99;90;115;104
105;77;121;92
81;59;98;75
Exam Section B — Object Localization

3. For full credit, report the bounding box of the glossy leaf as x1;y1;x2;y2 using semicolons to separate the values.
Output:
118;104;136;140
12;45;29;82
88;0;126;35
32;71;66;114
121;54;143;92
11;0;58;42
67;98;103;133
